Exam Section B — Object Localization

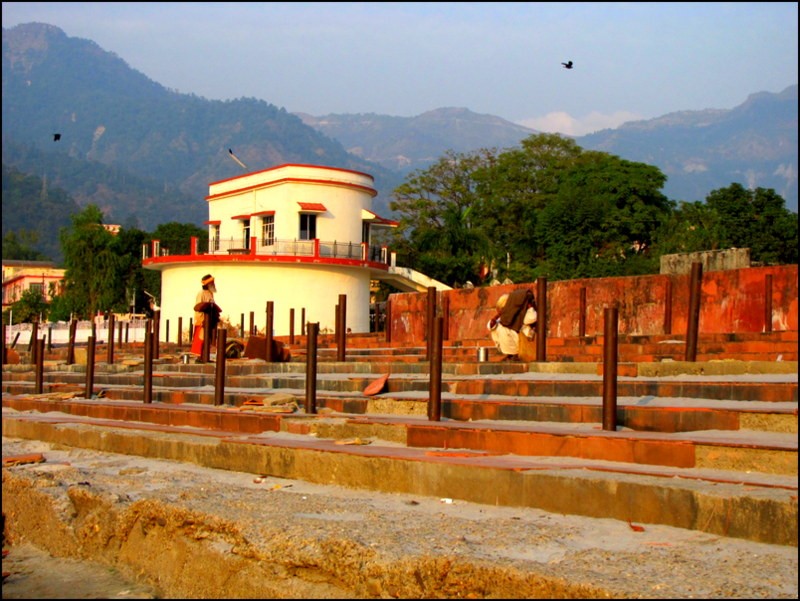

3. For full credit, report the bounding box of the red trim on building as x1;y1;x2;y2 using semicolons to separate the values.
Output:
205;220;221;225
142;253;390;270
251;210;276;217
231;214;251;220
206;177;377;201
208;163;374;187
297;202;326;212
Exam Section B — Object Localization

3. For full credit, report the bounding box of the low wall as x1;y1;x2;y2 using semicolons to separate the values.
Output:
386;265;799;344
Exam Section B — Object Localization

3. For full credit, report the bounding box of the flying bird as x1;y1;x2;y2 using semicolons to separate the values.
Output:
53;133;61;141
561;60;573;69
228;148;247;169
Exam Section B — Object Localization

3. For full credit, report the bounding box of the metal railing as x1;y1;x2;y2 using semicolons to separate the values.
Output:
144;237;390;265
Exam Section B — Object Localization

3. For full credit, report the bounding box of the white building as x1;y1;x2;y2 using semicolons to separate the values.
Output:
143;163;409;339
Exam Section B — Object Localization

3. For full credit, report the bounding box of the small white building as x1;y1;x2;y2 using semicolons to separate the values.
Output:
143;163;402;340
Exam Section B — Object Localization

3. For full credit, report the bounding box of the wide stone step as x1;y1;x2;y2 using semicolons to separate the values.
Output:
2;405;796;547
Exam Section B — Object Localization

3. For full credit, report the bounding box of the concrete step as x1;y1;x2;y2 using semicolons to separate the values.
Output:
2;404;796;547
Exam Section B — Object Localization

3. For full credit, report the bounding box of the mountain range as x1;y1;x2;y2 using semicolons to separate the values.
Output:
2;22;797;260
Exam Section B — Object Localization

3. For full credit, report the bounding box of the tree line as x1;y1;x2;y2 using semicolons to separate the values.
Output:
3;133;798;324
385;134;797;286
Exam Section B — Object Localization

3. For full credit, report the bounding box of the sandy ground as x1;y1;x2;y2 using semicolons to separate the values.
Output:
2;436;798;599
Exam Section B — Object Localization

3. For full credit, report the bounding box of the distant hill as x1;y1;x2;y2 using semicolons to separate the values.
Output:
1;22;402;231
296;108;537;174
576;85;798;210
299;89;797;213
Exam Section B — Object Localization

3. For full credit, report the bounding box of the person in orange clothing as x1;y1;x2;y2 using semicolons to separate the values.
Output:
190;274;221;357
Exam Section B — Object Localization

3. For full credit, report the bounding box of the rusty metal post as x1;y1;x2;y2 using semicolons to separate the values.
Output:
289;308;295;344
536;278;547;362
177;317;183;348
301;308;306;336
125;321;129;344
664;279;673;335
85;335;96;399
35;337;45;394
265;301;274;362
602;307;618;431
107;313;115;364
685;262;702;362
337;294;346;362
47;326;53;352
425;286;436;360
1;322;5;365
214;326;227;406
240;313;245;337
143;322;153;404
385;298;391;343
165;319;170;348
305;322;319;414
249;311;255;336
764;274;773;333
67;318;77;365
29;321;38;356
428;315;443;421
118;321;123;348
153;309;161;360
579;287;586;337
441;294;450;341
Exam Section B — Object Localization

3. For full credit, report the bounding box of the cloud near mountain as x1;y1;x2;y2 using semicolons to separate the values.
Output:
518;110;644;137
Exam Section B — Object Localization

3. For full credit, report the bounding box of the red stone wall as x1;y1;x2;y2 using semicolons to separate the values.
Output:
386;265;798;344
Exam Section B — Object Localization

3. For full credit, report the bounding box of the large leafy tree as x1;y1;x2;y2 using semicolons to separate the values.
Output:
389;149;495;286
111;226;158;314
59;205;121;319
704;184;798;265
151;222;207;256
534;152;672;279
472;133;584;281
6;287;49;324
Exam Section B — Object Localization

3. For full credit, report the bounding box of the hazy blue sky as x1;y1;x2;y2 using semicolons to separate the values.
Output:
3;2;797;135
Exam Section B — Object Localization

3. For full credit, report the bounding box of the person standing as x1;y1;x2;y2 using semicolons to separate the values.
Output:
191;274;221;357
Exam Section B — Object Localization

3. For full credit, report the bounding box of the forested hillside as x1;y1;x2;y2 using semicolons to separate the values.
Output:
2;23;402;232
1;164;80;262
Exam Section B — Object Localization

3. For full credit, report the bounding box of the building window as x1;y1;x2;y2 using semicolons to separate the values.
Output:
262;215;275;246
210;225;220;251
242;219;251;249
29;282;44;296
299;214;316;240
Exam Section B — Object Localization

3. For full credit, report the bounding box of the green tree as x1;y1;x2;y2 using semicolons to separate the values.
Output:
389;149;495;286
151;222;207;256
472;134;584;280
111;226;158;314
8;287;50;324
653;200;724;256
704;184;798;264
535;152;672;279
59;205;120;319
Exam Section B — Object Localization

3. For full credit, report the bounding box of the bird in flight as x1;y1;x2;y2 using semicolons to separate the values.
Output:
53;133;61;141
228;148;247;169
561;60;573;69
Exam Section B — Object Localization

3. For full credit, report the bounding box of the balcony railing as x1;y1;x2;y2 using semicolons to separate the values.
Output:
143;237;390;265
